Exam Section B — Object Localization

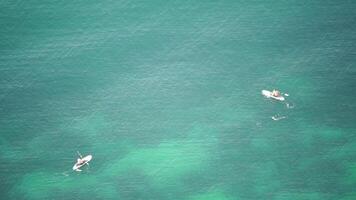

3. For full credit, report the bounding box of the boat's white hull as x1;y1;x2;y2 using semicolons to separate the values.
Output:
262;90;285;101
73;155;92;171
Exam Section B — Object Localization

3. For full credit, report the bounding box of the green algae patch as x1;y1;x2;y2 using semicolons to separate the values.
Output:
344;163;356;184
274;192;323;200
13;172;73;199
91;185;121;200
102;139;210;186
187;188;234;200
340;193;356;200
13;170;122;200
12;171;98;199
70;113;114;139
0;137;18;160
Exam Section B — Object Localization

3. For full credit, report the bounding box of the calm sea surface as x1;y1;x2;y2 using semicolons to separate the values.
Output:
1;1;356;199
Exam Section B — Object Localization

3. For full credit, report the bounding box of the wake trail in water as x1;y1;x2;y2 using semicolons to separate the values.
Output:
272;115;287;121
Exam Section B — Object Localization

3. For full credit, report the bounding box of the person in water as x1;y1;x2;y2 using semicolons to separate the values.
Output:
272;89;281;97
77;158;85;165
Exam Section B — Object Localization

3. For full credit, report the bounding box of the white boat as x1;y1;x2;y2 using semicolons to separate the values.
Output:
73;154;92;171
262;90;285;101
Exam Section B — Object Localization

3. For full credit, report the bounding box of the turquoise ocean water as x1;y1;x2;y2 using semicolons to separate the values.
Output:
1;1;356;199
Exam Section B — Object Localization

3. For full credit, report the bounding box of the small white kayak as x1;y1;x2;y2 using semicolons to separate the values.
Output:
262;90;285;101
73;155;92;171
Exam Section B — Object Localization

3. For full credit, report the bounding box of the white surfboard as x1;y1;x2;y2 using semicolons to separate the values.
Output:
73;155;92;171
262;90;285;101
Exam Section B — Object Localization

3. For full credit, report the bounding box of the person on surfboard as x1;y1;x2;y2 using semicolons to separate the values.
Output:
271;89;281;97
76;158;85;165
73;152;92;171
